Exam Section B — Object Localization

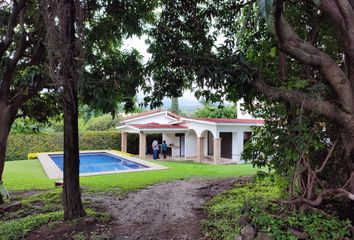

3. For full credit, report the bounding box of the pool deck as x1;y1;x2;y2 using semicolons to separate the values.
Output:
38;150;168;179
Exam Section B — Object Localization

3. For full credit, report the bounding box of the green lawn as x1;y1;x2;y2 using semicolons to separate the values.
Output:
3;160;258;192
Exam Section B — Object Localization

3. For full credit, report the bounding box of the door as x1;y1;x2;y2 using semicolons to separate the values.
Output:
220;132;232;159
180;135;185;157
207;131;214;156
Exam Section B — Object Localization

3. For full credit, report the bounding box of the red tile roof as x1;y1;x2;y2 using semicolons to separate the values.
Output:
128;123;188;129
185;117;264;124
121;109;162;121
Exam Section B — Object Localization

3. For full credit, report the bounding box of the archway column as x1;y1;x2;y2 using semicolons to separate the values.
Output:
139;132;146;159
213;138;221;164
197;136;204;162
121;132;128;152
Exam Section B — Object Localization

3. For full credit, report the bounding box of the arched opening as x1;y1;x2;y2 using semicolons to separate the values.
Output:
200;130;214;158
184;129;198;158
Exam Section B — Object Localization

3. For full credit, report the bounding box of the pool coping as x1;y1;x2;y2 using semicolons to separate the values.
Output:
37;150;168;179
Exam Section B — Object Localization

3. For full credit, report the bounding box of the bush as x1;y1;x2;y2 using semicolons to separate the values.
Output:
6;131;163;160
6;131;121;161
27;153;38;160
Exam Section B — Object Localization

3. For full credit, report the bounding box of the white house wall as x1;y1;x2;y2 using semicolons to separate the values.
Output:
185;130;197;158
162;133;180;157
184;121;217;137
216;125;253;162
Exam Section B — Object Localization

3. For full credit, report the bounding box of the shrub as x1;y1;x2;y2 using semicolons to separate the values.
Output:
6;131;121;161
202;179;351;240
27;153;38;160
7;131;163;160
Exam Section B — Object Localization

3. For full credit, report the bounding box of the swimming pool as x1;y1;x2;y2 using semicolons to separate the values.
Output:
38;150;168;179
50;152;148;173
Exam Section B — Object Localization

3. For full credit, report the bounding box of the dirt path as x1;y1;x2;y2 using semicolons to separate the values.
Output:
94;177;251;240
25;177;250;240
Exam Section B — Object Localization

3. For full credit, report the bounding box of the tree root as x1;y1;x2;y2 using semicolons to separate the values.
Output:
282;188;354;207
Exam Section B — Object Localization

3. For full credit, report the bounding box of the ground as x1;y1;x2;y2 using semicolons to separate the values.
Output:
99;177;251;240
1;159;258;239
26;177;251;240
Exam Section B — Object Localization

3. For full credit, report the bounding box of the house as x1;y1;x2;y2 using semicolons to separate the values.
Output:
116;108;264;164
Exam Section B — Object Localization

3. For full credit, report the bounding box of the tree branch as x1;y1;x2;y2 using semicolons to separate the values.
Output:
274;0;354;113
0;1;25;58
251;73;354;128
312;0;354;87
283;188;354;207
315;140;337;173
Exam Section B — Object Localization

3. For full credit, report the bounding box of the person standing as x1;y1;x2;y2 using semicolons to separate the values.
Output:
152;139;159;160
161;140;168;159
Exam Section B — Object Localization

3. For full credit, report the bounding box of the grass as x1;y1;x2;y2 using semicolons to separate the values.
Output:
1;159;258;240
0;187;112;240
3;159;258;192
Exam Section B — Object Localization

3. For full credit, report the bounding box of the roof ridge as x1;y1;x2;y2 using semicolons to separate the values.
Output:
121;109;163;121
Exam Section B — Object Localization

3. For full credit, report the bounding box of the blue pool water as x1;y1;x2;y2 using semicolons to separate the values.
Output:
49;152;148;173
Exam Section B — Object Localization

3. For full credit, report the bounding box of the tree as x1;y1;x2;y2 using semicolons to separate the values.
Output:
145;0;354;206
0;1;62;204
170;97;180;114
193;105;237;118
80;1;158;115
0;0;158;204
41;0;86;219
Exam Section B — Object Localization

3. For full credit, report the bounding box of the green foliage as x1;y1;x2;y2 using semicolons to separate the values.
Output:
203;179;282;240
0;188;111;240
81;0;159;114
11;118;42;134
193;105;237;118
241;104;342;188
6;131;162;161
84;114;121;131
0;211;63;240
251;206;350;240
81;48;144;114
203;178;351;240
6;131;120;161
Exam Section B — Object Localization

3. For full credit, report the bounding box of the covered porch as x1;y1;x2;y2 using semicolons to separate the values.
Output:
117;123;227;164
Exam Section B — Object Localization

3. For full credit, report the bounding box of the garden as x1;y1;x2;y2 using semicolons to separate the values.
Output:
2;0;354;239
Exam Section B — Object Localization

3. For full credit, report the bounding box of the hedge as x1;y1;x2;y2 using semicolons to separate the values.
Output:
6;131;162;161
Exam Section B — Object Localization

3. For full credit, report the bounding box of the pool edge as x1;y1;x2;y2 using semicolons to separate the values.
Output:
38;150;168;179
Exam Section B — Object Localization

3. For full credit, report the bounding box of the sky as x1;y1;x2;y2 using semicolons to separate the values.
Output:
122;36;203;108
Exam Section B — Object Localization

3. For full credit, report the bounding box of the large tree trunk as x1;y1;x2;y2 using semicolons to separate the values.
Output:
0;106;16;204
62;77;85;220
0;125;9;205
62;0;85;220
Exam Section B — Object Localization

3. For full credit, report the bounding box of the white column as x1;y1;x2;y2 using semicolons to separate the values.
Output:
139;132;146;159
121;132;128;152
197;137;204;162
213;138;221;164
232;131;244;163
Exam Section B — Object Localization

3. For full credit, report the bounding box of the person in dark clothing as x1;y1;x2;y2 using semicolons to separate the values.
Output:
152;139;159;160
161;140;168;159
